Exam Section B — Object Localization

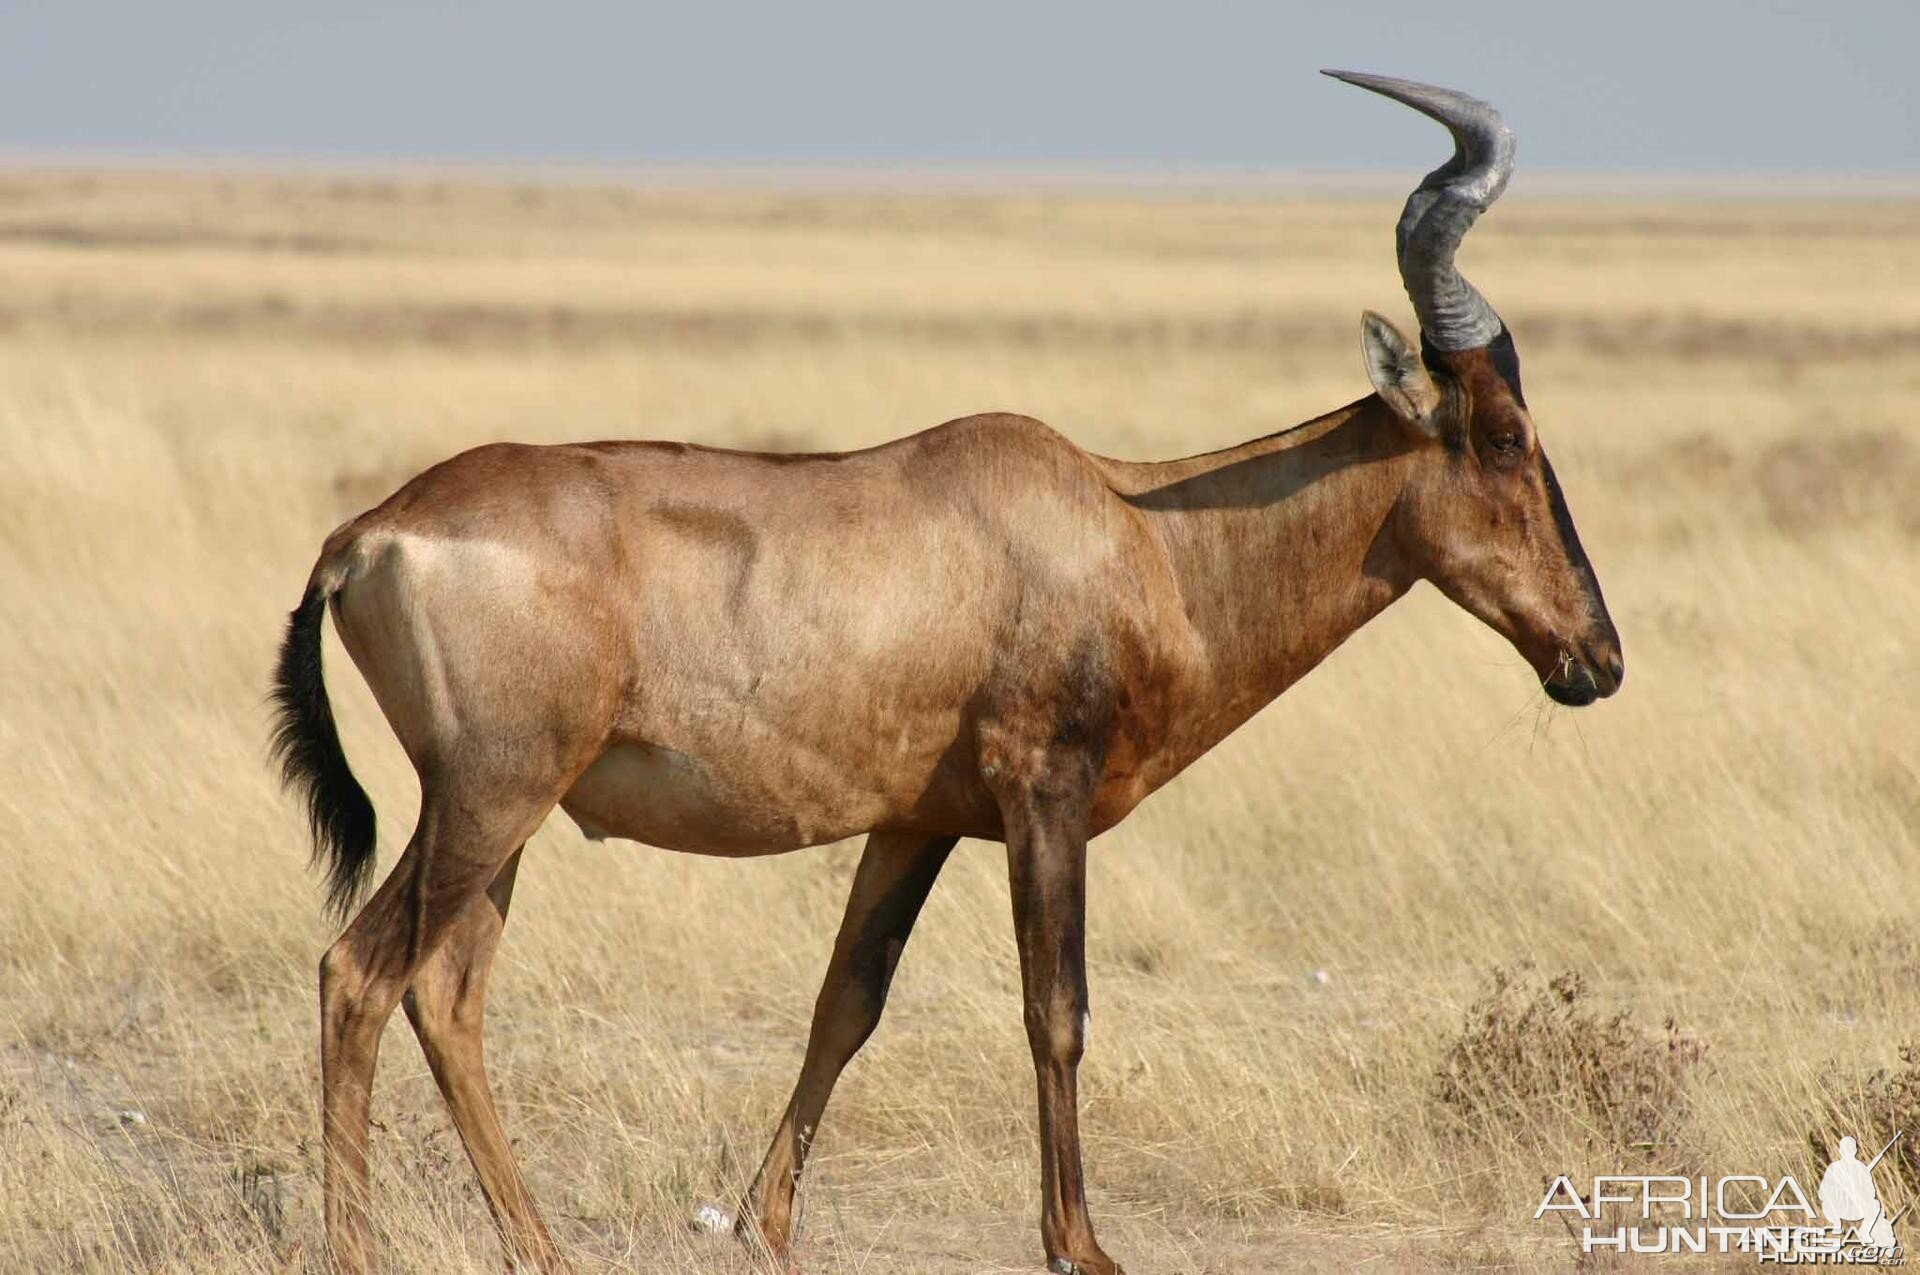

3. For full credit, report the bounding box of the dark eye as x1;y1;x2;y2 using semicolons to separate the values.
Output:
1488;430;1522;454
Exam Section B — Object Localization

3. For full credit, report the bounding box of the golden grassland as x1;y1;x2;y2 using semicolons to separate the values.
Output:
0;170;1915;1272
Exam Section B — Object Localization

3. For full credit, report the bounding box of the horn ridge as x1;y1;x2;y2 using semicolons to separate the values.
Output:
1323;69;1515;352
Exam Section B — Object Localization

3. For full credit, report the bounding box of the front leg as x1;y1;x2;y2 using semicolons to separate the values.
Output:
1000;764;1123;1275
740;830;957;1265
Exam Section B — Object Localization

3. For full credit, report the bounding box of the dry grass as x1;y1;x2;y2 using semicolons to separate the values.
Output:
0;170;1914;1272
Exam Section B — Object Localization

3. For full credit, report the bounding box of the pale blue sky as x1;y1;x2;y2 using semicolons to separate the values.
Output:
1;2;1913;174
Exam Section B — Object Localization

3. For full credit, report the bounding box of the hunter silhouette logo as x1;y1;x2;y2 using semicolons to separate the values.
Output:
1538;1132;1908;1261
1819;1135;1902;1252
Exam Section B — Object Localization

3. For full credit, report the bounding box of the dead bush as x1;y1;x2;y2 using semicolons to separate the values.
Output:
1435;968;1706;1155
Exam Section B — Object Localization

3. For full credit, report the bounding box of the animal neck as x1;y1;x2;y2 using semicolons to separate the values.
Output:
1117;396;1420;734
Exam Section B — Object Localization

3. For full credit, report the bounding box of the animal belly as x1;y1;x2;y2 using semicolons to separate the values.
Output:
557;742;878;857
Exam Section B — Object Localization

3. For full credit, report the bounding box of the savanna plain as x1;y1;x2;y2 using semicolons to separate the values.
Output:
0;171;1915;1273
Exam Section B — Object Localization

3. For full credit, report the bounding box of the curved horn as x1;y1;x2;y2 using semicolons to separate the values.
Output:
1323;69;1515;352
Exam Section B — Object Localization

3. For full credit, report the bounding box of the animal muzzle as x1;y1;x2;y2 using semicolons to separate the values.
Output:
1543;636;1625;707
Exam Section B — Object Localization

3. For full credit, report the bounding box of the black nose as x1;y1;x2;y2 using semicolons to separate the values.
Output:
1544;672;1599;707
1603;649;1625;690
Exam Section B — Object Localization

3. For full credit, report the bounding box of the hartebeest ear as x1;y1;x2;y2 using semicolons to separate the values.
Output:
1360;311;1441;436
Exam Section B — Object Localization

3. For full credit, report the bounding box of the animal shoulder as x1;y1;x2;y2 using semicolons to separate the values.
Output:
906;412;1111;485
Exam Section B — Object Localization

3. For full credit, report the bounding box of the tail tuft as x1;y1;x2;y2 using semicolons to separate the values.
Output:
270;586;377;923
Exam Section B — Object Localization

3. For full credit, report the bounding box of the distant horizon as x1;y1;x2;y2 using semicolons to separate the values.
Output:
4;152;1916;202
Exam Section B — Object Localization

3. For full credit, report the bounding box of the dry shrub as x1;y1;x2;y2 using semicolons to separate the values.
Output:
737;424;821;453
1755;430;1920;536
1659;431;1739;485
1810;1044;1920;1205
1621;427;1919;537
331;458;444;521
1435;968;1706;1155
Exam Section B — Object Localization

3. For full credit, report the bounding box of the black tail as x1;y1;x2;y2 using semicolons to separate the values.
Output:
270;585;377;923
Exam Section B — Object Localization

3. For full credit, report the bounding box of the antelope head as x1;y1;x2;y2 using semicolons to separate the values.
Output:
1330;70;1624;707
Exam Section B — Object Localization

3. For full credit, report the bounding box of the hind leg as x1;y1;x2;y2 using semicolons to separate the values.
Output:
319;791;559;1274
402;847;570;1272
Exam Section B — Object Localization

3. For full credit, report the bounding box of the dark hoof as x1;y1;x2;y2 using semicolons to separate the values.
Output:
1049;1259;1124;1275
723;1207;800;1274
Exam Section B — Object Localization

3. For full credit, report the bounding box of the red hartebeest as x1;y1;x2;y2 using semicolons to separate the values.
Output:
272;72;1622;1275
